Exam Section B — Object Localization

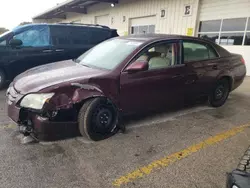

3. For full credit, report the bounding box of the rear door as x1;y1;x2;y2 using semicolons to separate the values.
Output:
68;26;91;58
50;25;72;61
5;25;54;79
182;40;220;99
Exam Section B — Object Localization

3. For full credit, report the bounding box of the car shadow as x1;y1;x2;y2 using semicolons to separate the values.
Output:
50;97;209;142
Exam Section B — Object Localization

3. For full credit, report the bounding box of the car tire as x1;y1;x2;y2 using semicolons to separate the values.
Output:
78;97;119;141
0;69;6;89
208;78;230;107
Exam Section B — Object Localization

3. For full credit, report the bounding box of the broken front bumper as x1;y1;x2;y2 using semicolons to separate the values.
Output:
227;146;250;188
7;102;79;141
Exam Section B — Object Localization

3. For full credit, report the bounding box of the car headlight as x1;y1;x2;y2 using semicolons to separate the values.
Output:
20;93;54;110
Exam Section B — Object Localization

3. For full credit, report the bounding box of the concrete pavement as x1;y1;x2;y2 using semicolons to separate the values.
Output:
1;78;250;188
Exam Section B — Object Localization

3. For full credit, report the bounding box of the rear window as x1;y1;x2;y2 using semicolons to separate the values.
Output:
183;42;218;62
69;26;89;45
50;26;71;46
89;28;111;44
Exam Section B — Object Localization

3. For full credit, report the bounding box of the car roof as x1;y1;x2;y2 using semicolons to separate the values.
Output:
15;23;115;31
119;34;211;44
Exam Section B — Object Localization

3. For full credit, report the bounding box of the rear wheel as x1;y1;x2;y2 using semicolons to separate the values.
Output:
208;79;230;107
0;69;6;89
78;98;119;141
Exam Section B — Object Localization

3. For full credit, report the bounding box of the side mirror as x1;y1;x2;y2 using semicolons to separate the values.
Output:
9;39;23;47
125;60;149;73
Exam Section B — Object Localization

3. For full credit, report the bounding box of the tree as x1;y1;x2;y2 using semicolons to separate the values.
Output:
0;27;8;35
19;22;32;26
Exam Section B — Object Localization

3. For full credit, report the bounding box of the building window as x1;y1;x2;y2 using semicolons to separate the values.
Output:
245;32;250;45
131;25;155;34
220;33;244;45
198;17;250;46
247;19;250;30
199;20;221;32
198;33;219;43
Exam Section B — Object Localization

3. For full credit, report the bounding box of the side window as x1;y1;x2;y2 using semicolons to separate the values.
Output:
69;26;89;45
134;42;179;70
90;29;111;44
13;25;50;47
0;40;6;46
50;26;71;46
183;42;217;62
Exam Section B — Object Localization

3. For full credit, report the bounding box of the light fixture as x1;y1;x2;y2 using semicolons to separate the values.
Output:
111;3;115;7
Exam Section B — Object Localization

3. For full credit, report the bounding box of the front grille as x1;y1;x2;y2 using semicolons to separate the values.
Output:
7;86;20;105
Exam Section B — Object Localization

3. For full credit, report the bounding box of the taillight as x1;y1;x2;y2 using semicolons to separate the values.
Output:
241;58;245;64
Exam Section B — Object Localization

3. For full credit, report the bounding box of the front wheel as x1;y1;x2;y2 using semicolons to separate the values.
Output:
78;98;119;141
208;79;230;107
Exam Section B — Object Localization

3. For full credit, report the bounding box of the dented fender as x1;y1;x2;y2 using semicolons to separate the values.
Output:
46;83;107;111
71;83;104;103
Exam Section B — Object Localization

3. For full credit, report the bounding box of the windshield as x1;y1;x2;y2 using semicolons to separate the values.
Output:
77;39;143;70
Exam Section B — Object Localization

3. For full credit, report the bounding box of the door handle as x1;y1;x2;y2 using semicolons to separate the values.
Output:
55;49;64;52
185;79;195;84
42;49;53;53
212;65;218;70
172;74;184;79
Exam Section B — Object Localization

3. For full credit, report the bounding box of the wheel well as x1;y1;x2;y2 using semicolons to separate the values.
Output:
74;96;118;113
220;76;233;91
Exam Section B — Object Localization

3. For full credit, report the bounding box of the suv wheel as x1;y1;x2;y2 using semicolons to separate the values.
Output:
208;78;230;107
78;98;119;141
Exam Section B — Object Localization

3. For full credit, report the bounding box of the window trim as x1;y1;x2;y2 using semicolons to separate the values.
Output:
181;40;220;63
122;40;182;72
198;17;250;46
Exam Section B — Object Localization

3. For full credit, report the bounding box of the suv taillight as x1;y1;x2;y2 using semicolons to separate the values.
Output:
241;58;245;64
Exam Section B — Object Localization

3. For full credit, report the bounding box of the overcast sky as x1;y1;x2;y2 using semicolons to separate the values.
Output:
0;0;65;29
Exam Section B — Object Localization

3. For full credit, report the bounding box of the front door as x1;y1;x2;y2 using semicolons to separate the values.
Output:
120;41;188;114
6;25;54;80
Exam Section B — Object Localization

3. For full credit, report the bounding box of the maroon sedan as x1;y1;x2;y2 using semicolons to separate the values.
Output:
7;34;246;141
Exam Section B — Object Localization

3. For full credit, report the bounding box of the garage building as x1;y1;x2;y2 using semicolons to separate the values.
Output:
33;0;250;75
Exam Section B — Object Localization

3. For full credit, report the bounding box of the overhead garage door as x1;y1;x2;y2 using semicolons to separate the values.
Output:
95;14;110;27
130;16;156;34
198;0;250;76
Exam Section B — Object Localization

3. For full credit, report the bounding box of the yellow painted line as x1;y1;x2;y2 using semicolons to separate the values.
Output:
112;123;250;187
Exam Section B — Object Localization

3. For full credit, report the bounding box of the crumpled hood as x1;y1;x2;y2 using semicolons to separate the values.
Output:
13;60;106;94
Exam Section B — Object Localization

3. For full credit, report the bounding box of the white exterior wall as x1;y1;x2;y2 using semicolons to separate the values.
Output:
199;0;250;20
223;46;250;76
198;0;250;75
38;0;200;36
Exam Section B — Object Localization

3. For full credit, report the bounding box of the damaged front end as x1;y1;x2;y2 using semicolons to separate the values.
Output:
7;82;108;141
7;87;82;141
17;106;79;141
